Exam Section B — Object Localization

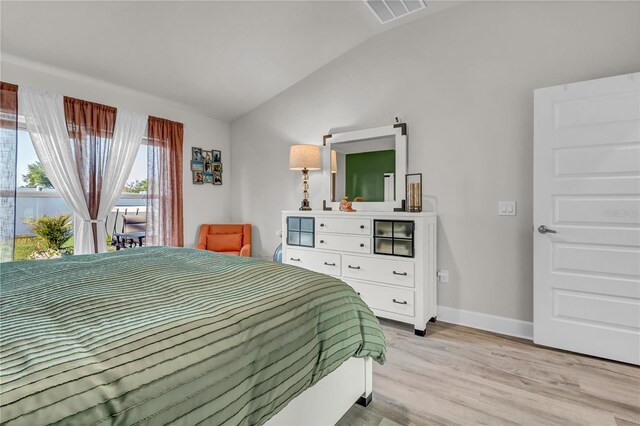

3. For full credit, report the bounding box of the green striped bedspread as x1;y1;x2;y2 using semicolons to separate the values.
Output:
0;247;386;425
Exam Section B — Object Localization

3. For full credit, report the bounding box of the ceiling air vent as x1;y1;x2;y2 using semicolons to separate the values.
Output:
365;0;427;24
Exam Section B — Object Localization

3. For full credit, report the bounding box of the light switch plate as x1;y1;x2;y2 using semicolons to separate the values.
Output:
498;201;516;216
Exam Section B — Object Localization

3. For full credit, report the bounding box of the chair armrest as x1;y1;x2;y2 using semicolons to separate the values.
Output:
195;244;206;250
240;244;251;257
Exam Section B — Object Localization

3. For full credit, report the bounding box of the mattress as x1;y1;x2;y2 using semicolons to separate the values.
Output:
0;247;386;425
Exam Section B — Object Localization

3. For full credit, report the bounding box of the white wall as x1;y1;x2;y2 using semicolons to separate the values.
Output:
230;1;640;322
1;56;231;247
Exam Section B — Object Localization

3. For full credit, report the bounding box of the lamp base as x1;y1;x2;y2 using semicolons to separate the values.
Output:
299;199;312;211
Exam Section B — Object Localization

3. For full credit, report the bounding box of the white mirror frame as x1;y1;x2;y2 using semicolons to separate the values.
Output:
322;123;407;212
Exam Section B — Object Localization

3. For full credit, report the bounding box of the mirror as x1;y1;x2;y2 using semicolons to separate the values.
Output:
323;124;407;211
331;137;396;202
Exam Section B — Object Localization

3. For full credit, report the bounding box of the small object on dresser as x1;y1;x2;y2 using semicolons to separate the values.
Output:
339;196;355;212
339;196;365;212
406;173;422;212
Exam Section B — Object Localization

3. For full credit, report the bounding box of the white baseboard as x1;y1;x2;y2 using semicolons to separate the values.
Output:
436;306;533;340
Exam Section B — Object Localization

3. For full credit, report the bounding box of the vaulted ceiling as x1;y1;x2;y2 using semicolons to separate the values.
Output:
1;1;460;121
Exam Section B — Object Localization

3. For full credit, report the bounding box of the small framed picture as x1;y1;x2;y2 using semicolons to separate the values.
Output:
193;171;204;184
203;173;214;184
213;162;222;173
202;151;212;172
191;160;204;172
213;171;222;185
212;150;221;163
192;147;202;161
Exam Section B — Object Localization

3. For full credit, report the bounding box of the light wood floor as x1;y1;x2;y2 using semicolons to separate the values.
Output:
337;320;640;426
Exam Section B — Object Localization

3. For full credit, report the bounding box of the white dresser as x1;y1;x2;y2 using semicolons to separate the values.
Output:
281;210;437;335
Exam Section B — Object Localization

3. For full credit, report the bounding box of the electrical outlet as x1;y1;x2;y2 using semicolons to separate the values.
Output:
437;270;449;283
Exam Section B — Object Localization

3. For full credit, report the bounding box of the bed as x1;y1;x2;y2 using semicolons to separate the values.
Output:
0;247;386;425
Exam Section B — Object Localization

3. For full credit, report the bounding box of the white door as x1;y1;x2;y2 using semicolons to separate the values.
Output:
534;73;640;365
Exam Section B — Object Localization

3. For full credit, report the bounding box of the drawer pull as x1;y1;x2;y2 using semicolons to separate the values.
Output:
348;265;361;270
393;271;408;276
324;262;336;266
357;292;361;296
320;223;325;227
290;257;301;262
392;299;408;305
359;243;365;248
360;225;365;229
320;240;325;244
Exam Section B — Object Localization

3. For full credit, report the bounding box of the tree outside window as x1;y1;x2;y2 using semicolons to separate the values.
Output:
21;161;53;189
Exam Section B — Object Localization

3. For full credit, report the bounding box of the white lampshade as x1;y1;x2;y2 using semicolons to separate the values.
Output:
289;144;321;170
331;150;337;174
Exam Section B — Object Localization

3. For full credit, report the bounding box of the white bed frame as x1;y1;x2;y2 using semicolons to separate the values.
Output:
265;357;373;425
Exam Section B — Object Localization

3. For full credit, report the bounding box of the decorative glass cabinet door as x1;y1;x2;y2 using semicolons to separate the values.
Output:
287;217;315;247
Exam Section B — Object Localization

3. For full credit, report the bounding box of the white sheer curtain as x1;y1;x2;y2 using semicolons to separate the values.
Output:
19;87;95;254
19;87;148;254
95;110;147;251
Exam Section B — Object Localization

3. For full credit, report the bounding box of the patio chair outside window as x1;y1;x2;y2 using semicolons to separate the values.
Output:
112;215;146;249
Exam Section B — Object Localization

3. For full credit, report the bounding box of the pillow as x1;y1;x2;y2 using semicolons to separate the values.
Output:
207;233;242;252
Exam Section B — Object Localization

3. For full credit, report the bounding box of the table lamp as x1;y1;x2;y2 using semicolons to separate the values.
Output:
289;144;321;210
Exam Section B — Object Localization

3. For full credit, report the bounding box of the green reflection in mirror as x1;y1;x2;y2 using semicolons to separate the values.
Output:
344;150;395;202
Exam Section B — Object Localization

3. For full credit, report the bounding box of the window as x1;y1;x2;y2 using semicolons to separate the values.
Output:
14;122;147;260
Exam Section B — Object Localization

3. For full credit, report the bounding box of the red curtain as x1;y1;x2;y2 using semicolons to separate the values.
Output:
1;82;18;128
0;82;18;262
146;116;183;247
63;97;117;253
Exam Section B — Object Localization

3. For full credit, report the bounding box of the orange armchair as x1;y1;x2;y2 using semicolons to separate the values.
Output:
196;224;252;257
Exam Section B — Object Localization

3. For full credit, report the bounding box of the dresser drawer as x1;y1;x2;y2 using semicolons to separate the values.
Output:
342;255;415;288
315;234;371;254
349;281;415;317
286;248;341;277
316;217;371;236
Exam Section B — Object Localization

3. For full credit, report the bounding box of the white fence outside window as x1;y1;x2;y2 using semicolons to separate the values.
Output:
16;189;146;237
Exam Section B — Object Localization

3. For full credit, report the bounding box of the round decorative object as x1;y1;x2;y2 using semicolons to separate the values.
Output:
273;243;283;263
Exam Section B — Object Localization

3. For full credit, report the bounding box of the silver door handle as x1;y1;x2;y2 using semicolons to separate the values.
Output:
537;225;557;234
